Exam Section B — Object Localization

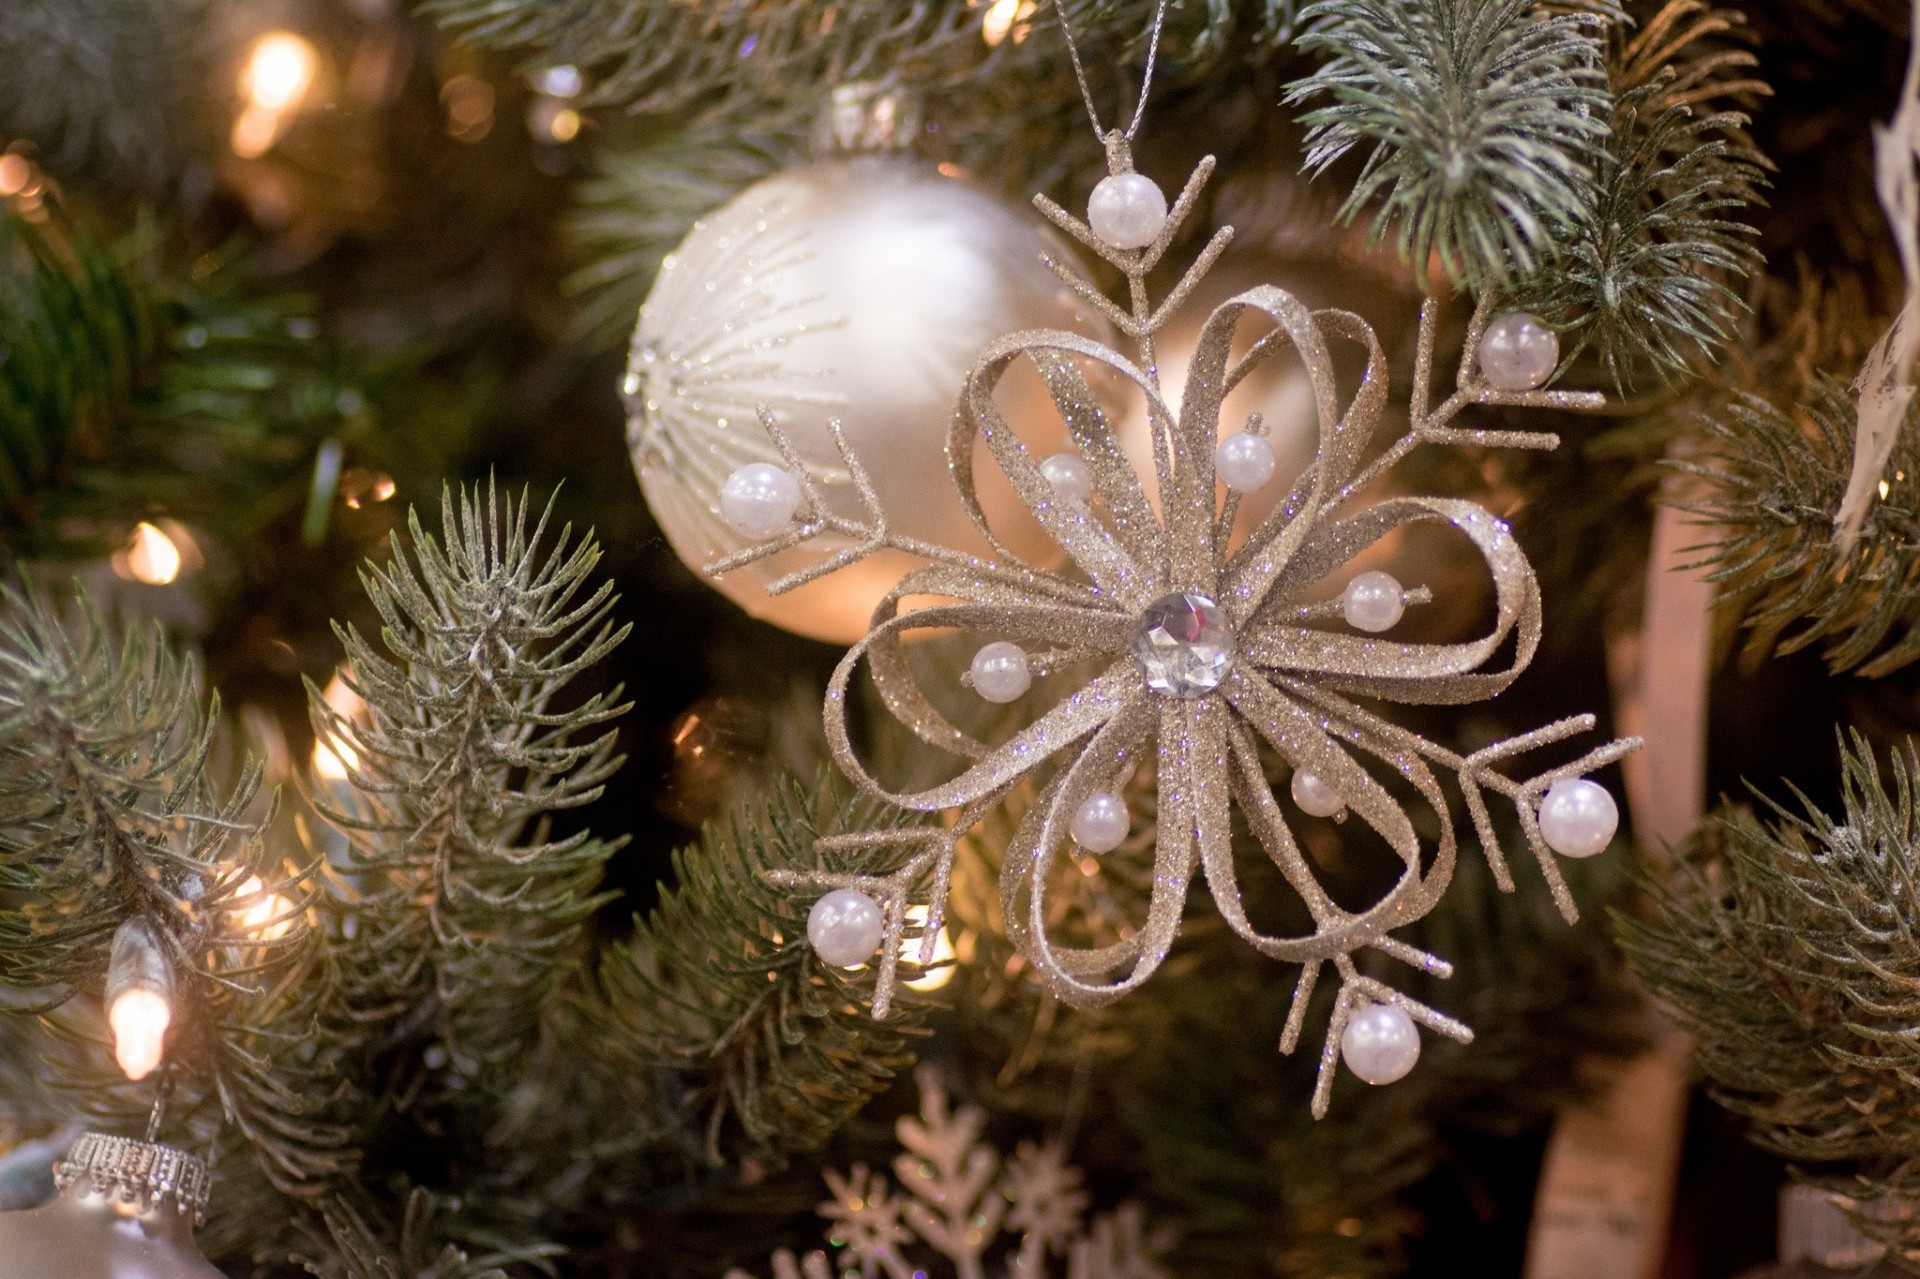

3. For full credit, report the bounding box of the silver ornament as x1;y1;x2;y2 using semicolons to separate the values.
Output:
0;1133;221;1279
625;152;1111;643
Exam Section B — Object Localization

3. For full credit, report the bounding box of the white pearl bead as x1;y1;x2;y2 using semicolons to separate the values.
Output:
1215;431;1277;493
807;888;885;968
719;463;801;540
1342;570;1405;633
1341;1003;1421;1085
1070;792;1130;853
1290;770;1346;818
1087;173;1168;249
971;641;1031;703
1537;778;1619;858
1477;312;1560;391
1040;452;1094;504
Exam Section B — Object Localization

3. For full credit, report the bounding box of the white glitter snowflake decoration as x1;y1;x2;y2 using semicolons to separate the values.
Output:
707;132;1639;1115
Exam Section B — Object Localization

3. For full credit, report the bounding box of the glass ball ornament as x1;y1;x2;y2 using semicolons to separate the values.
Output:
1477;312;1560;391
1340;1003;1421;1085
626;153;1113;643
808;888;885;968
0;1133;223;1279
1537;778;1619;858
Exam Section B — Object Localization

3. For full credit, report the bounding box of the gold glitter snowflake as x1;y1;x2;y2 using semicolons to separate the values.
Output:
709;140;1639;1114
724;1068;1169;1279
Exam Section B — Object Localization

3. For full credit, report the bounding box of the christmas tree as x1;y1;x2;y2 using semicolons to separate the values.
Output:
0;1;1914;1277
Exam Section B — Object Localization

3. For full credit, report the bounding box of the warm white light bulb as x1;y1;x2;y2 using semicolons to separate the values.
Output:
117;522;182;586
237;874;295;940
980;0;1036;46
109;988;172;1081
311;670;366;779
244;33;317;112
901;905;958;991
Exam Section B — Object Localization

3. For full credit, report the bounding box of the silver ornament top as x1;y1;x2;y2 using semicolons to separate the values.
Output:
54;1133;211;1225
811;81;922;156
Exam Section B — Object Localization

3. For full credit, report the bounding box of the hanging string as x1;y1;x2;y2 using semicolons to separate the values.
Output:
1055;0;1172;144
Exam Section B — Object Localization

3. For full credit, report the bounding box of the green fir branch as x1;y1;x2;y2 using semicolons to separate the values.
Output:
1509;2;1768;385
1285;0;1614;288
601;779;932;1168
313;482;630;1099
1616;734;1920;1262
1675;380;1920;677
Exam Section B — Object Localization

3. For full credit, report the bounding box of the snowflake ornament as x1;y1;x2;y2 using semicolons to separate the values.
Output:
726;1068;1169;1279
709;134;1639;1114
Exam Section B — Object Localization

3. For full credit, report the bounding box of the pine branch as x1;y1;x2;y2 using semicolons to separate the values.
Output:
0;0;207;192
1676;380;1920;677
422;0;1286;118
567;123;800;349
1284;0;1613;288
313;481;630;1100
600;779;933;1168
0;581;357;1235
1509;2;1768;385
1616;733;1920;1263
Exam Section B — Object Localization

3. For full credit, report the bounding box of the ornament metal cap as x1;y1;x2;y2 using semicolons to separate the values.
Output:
811;81;923;156
54;1133;211;1226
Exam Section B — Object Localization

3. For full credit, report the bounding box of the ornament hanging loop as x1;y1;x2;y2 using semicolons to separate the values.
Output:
1056;0;1172;146
811;80;923;157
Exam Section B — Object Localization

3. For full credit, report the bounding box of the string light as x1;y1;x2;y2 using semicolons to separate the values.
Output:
105;920;173;1082
980;0;1037;47
112;522;183;585
237;874;296;941
311;669;366;779
232;32;318;159
901;905;957;991
0;153;29;197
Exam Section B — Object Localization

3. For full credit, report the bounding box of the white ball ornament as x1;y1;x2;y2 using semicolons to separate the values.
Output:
1342;570;1406;633
1340;1003;1421;1085
1087;172;1168;249
719;464;801;540
971;641;1032;703
1070;792;1130;853
808;888;886;968
626;146;1112;644
1215;431;1277;493
1290;770;1346;818
1040;452;1095;504
1537;778;1619;859
1477;312;1560;391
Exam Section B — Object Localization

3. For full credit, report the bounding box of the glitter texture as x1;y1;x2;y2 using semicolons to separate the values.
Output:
711;137;1640;1116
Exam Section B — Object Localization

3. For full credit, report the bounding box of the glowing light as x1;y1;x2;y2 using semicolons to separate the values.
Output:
232;32;317;158
112;522;182;585
109;988;171;1081
981;0;1036;47
237;875;295;941
548;107;582;143
534;65;582;98
0;154;28;197
1881;478;1893;500
243;34;317;112
441;74;495;144
341;468;397;508
312;670;366;779
901;905;958;991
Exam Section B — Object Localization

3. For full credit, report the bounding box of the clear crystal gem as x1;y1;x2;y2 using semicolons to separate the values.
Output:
1131;591;1234;697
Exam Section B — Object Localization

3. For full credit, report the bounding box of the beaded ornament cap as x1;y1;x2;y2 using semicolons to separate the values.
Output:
709;135;1640;1115
53;1132;212;1224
